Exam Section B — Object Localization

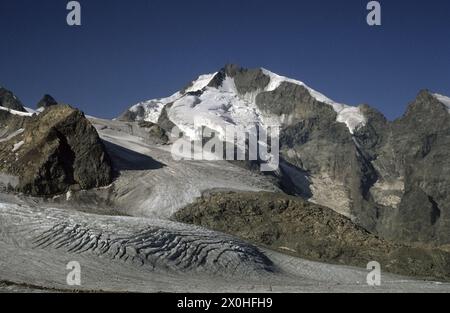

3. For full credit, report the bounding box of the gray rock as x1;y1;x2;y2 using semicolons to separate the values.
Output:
175;191;450;281
364;90;450;243
0;87;26;112
137;120;169;144
37;94;58;109
117;105;145;122
208;64;270;94
0;105;113;196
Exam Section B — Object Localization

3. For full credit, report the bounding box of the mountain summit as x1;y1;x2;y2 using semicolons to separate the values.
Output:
0;86;27;112
120;65;450;244
119;64;366;135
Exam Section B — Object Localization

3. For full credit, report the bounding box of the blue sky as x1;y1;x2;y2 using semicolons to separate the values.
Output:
1;0;449;120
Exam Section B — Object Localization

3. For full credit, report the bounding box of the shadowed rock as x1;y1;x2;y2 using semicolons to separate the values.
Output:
0;105;113;195
37;94;58;109
0;87;26;112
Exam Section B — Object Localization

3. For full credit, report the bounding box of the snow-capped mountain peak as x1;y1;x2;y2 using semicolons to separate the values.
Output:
119;66;367;135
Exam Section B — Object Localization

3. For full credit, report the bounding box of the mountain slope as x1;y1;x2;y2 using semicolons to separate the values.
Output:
120;64;372;218
121;65;450;245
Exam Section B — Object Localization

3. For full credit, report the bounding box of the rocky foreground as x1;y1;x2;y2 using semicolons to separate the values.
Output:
175;191;450;281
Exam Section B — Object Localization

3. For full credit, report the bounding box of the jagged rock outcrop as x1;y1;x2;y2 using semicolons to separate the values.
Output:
0;87;26;112
0;105;113;195
37;94;58;109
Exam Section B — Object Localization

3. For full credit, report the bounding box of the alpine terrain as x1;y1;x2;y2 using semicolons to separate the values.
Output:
1;65;450;292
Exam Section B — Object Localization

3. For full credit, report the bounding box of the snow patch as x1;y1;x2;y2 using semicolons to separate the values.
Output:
12;141;25;152
0;106;34;117
0;128;24;143
433;93;450;112
24;107;38;115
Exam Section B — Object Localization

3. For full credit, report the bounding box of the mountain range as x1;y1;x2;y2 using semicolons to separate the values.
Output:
1;65;450;292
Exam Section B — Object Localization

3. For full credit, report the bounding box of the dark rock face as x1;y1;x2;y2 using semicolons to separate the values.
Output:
0;87;26;112
256;82;335;119
356;90;450;243
118;105;146;122
137;121;169;144
37;94;58;108
208;64;270;94
157;102;176;133
0;105;113;196
175;191;450;281
254;80;369;218
254;84;450;245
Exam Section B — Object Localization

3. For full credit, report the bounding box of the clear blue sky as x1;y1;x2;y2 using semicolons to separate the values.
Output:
1;0;449;120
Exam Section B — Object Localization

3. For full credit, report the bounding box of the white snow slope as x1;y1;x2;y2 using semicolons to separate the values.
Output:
126;72;217;123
